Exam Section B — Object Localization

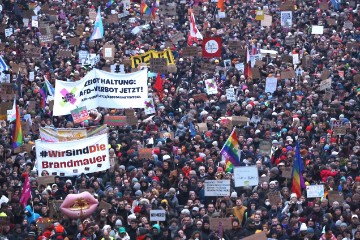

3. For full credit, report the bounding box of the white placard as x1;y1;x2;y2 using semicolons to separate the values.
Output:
53;69;148;116
144;98;156;115
150;210;166;221
265;77;277;93
218;11;226;19
306;185;324;198
78;50;89;63
261;15;272;27
35;133;110;176
23;18;29;27
319;78;332;91
312;25;324;35
250;54;262;68
235;63;244;73
5;28;13;37
205;79;218;95
32;20;39;28
292;53;300;65
104;48;113;58
204;180;231;196
111;64;125;73
29;72;35;82
226;88;235;102
280;11;292;27
234;166;259;187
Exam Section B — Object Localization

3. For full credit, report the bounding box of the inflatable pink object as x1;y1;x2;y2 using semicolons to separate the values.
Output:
60;191;98;219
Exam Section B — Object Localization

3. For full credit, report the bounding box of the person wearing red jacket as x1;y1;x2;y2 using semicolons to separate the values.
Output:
320;165;338;182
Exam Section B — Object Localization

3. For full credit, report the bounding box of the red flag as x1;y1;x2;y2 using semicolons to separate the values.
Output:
20;173;31;207
217;0;225;12
244;46;252;79
202;37;222;58
153;72;163;100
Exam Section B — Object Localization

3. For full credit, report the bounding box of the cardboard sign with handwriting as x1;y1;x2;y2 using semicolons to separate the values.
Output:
232;116;249;126
196;123;208;132
268;191;282;205
182;46;199;57
327;191;344;205
150;58;168;73
106;14;119;24
69;37;80;46
171;32;184;43
192;93;208;102
139;148;153;159
14;144;33;154
37;176;55;186
1;84;17;100
280;70;296;79
209;218;232;231
103;44;115;60
280;0;294;11
58;49;72;58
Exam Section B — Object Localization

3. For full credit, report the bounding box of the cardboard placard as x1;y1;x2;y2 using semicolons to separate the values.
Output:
319;78;332;91
282;55;293;63
333;126;346;135
49;200;64;219
164;18;173;25
228;40;242;50
192;93;208;102
319;2;328;10
232;116;249;126
171;32;185;43
58;49;72;58
323;92;333;101
139;148;153;159
209;218;232;231
280;0;294;11
99;200;112;212
21;120;31;135
327;191;344;205
354;74;360;83
69;37;80;46
167;64;177;73
106;14;119;24
268;191;282;205
193;6;202;16
196;123;208;132
182;46;199;57
28;47;41;58
37;176;55;186
200;63;216;72
28;101;36;112
126;116;138;126
302;55;313;68
326;18;336;26
1;83;17;101
242;232;267;240
282;166;292;179
220;17;230;23
321;69;331;80
254;60;265;67
75;25;84;36
252;67;261;79
150;58;168;73
280;70;296;79
104;116;127;127
14;144;33;154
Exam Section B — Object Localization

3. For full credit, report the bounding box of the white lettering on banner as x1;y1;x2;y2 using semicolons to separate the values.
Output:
226;88;235;101
150;210;166;221
306;185;324;198
53;69;148;116
35;133;109;176
204;180;230;196
265;77;277;93
234;166;259;187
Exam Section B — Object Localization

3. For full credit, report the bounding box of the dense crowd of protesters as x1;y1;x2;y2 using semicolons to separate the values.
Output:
0;0;359;239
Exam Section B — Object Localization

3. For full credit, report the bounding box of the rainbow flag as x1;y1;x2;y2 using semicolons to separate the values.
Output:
12;105;23;148
221;128;240;172
291;142;306;197
141;2;151;15
106;0;115;8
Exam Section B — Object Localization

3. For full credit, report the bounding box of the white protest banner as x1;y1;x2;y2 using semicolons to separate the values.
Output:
226;88;235;102
5;28;13;37
40;125;107;142
29;72;35;82
235;63;244;73
280;11;292;27
306;185;324;198
205;79;218;95
319;78;331;91
261;15;272;27
36;133;109;176
265;77;277;93
292;53;300;65
150;210;166;221
204;180;230;196
53;69;148;116
250;54;262;68
234;166;259;187
78;50;89;63
144;98;156;115
312;25;324;34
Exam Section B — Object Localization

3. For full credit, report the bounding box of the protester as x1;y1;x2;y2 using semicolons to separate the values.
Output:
0;0;359;240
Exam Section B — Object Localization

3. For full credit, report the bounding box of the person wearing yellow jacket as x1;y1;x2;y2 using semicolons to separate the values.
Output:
232;198;247;226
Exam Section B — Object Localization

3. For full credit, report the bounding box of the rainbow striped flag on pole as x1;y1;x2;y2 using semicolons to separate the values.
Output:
220;128;240;172
291;142;306;197
12;105;23;148
90;7;104;41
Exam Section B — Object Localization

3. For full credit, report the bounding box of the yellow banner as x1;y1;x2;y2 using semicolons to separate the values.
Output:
131;49;175;68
